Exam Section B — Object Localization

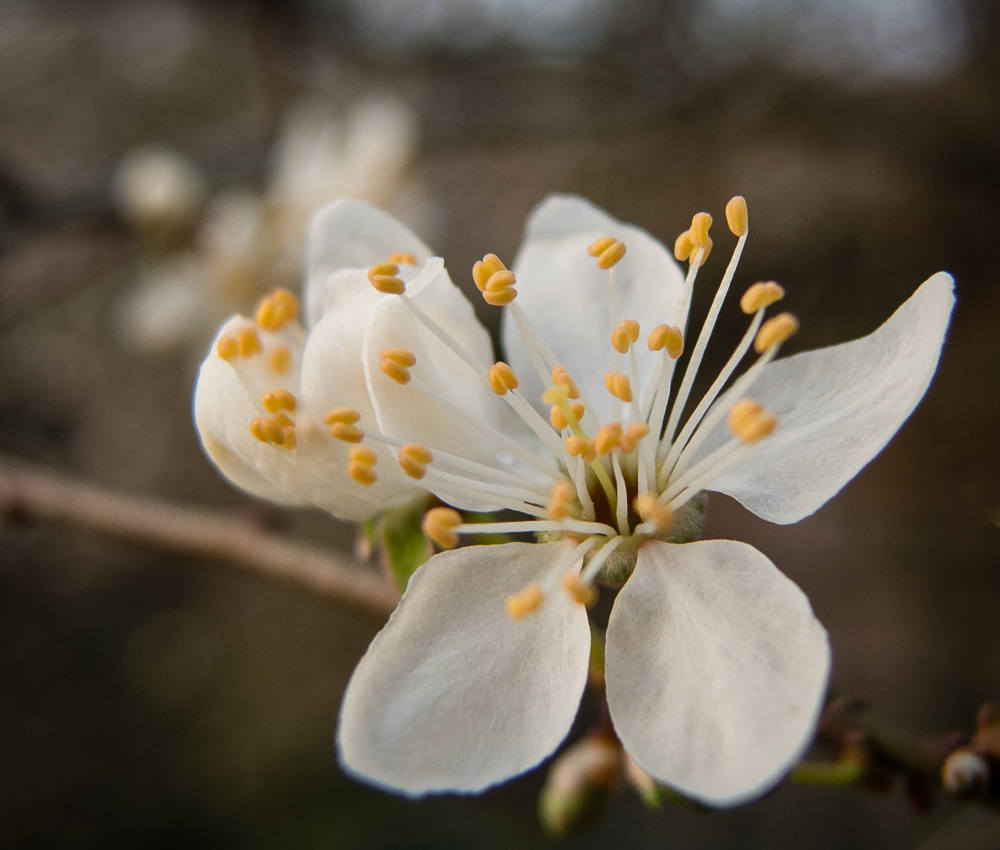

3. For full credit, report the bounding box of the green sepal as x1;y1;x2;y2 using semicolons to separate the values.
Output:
380;501;432;593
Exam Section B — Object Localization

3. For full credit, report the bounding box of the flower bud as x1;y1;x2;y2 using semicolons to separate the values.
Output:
539;735;623;835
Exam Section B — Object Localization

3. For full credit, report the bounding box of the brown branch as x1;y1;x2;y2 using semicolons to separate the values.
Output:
0;454;399;618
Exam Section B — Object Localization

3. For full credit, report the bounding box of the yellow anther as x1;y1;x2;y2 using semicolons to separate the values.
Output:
611;319;640;353
754;312;799;353
674;231;694;262
249;417;284;445
561;572;597;608
622;319;640;343
485;270;516;292
262;389;296;414
689;212;713;248
587;236;617;257
728;400;777;444
271;411;293;431
594;422;623;456
551;366;580;399
423;507;462;549
389;252;417;266
726;195;748;237
379;347;416;384
268;346;291;374
604;372;633;403
216;335;239;362
255;288;300;332
329;422;364;443
347;461;377;486
596;240;627;270
740;281;786;314
472;261;490;292
483;287;517;307
238;327;262;358
549;401;584;430
619;422;650;453
478;264;516;307
348;444;378;467
398;443;433;479
368;262;405;295
487;362;519;395
483;253;507;273
565;436;596;463
505;582;544;620
634;493;674;531
647;324;684;359
324;407;361;426
547;480;577;521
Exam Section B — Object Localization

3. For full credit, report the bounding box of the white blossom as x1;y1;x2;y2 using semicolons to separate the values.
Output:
193;194;953;806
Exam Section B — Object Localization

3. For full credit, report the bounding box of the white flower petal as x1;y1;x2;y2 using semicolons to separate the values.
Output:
362;258;533;507
193;318;311;507
690;273;955;524
305;199;433;327
337;542;591;796
503;195;685;419
605;539;830;807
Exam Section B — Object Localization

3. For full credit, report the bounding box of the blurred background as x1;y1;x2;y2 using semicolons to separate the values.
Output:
1;0;999;847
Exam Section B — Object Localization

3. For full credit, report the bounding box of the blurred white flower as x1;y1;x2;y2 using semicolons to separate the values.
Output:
113;95;432;356
193;195;953;806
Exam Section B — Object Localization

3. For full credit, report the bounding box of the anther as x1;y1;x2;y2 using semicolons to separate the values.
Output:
250;417;285;445
398;443;433;479
481;265;517;306
368;261;405;295
728;400;777;444
347;445;378;486
740;281;785;314
505;582;544;620
726;196;748;237
329;423;364;443
268;346;291;374
379;347;417;384
488;362;519;395
689;212;713;248
389;252;417;266
423;507;462;549
611;319;640;354
262;389;296;414
551;366;580;399
754;312;799;353
619;422;650;453
324;407;361;426
588;237;627;270
547;481;577;521
634;493;674;531
550;401;585;430
594;423;623;456
604;372;633;403
647;324;684;358
728;399;763;433
565;436;596;463
561;572;597;608
674;231;694;262
216;335;238;362
255;288;300;332
238;327;262;358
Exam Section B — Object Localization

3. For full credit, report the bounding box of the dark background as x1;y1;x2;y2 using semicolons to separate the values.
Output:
1;0;999;847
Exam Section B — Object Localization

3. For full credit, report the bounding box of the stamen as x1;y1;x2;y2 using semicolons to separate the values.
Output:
217;335;239;362
612;453;629;534
728;400;777;444
329;422;364;443
565;436;596;463
594;423;623;456
551;366;580;398
268;346;291;374
423;507;462;549
368;262;406;295
347;445;378;486
505;583;544;620
262;389;296;414
634;493;674;532
688;212;713;264
754;312;799;352
604;372;633;403
255;288;300;332
619;422;649;453
398;443;433;479
324;407;360;425
488;362;519;395
250;417;285;445
238;327;262;358
550;401;585;430
647;324;684;358
561;572;597;607
588;237;627;270
547;481;578;521
725;195;748;237
740;281;784;314
389;252;417;266
379;347;416;384
475;254;517;306
611;319;640;354
674;231;694;262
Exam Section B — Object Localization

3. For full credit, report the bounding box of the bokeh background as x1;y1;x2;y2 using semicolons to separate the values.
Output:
1;0;999;847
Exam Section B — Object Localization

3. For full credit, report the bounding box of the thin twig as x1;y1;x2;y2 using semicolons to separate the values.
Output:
0;454;399;618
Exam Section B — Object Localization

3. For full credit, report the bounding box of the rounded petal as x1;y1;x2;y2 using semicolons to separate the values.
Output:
193;317;312;507
337;542;592;796
503;195;685;419
605;539;830;807
305;199;433;327
690;273;955;524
